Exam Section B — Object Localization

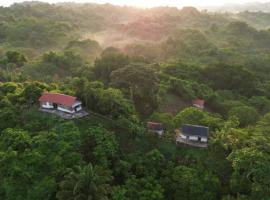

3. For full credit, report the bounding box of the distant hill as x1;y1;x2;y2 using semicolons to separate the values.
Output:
204;2;270;13
2;1;270;59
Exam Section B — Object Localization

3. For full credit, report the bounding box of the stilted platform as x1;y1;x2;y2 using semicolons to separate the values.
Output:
176;137;208;148
39;108;89;119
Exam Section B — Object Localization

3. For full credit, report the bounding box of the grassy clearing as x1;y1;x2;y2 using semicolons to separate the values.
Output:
158;93;190;114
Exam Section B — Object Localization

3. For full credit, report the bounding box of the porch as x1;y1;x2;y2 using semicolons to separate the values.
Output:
176;137;208;148
39;108;89;119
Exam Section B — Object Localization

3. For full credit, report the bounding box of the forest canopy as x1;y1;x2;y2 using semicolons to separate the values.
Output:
1;2;270;200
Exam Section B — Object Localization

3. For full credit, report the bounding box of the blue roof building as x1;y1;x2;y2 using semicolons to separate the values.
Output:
176;124;209;148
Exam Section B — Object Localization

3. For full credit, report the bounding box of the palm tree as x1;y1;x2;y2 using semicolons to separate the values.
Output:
56;163;112;200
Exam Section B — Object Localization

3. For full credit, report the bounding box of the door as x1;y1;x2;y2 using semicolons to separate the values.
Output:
53;103;58;109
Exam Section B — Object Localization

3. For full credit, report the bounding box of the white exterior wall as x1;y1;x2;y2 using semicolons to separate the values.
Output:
41;101;82;114
157;130;164;136
175;137;181;143
189;136;198;141
180;134;187;139
193;104;204;109
201;137;208;142
72;101;82;112
72;102;81;108
57;106;75;114
41;102;53;109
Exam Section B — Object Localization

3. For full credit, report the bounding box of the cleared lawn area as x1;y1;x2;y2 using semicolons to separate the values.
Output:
158;93;191;114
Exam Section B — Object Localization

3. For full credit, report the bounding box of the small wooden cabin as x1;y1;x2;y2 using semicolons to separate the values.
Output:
147;122;164;136
192;99;205;109
175;124;209;148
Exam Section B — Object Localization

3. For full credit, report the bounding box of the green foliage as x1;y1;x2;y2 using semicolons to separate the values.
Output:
3;17;74;48
169;77;215;102
228;147;270;198
174;107;223;130
202;64;258;97
248;96;270;115
163;165;219;200
66;39;102;63
93;48;130;84
163;29;217;58
57;164;112;200
21;81;50;105
133;149;166;177
228;106;259;127
110;63;159;116
0;51;27;68
112;176;164;200
42;50;84;71
1;3;270;200
149;112;175;131
81;126;119;167
0;126;82;200
79;80;135;119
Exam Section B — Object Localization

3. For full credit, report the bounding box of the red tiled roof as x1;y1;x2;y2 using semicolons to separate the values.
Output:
147;122;163;130
192;99;205;107
39;92;77;107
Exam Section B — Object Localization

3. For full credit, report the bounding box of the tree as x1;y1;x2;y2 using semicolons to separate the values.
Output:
42;50;84;72
162;29;216;58
57;164;112;200
0;128;31;152
174;107;204;126
112;176;164;200
202;64;258;97
248;96;270;115
82;81;135;119
0;106;19;131
0;82;20;94
66;39;102;63
228;106;259;127
81;126;119;167
174;107;223;130
0;125;83;200
0;129;50;199
149;112;175;131
110;64;159;116
2;51;27;68
21;81;50;105
228;147;270;199
93;47;129;84
133;149;166;177
166;166;205;200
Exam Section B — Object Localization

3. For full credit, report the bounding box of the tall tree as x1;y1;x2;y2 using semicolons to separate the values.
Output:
110;64;159;116
57;164;112;200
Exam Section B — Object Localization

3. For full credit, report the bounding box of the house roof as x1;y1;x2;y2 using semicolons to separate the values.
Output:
182;124;209;137
192;99;205;107
39;92;77;107
147;122;163;131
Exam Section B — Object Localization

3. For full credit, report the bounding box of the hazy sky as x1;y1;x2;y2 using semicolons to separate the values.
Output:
1;0;270;8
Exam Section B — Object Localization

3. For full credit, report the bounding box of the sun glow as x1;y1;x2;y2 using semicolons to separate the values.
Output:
1;0;270;8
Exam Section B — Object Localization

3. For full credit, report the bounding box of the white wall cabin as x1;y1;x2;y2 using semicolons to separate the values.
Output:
178;134;208;143
41;101;82;114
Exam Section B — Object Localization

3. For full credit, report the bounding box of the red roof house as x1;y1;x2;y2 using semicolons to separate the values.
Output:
39;92;82;114
147;122;164;136
39;93;77;107
192;99;205;109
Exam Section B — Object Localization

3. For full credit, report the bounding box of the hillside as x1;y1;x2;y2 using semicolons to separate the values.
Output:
205;2;270;13
1;2;270;200
0;2;269;55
